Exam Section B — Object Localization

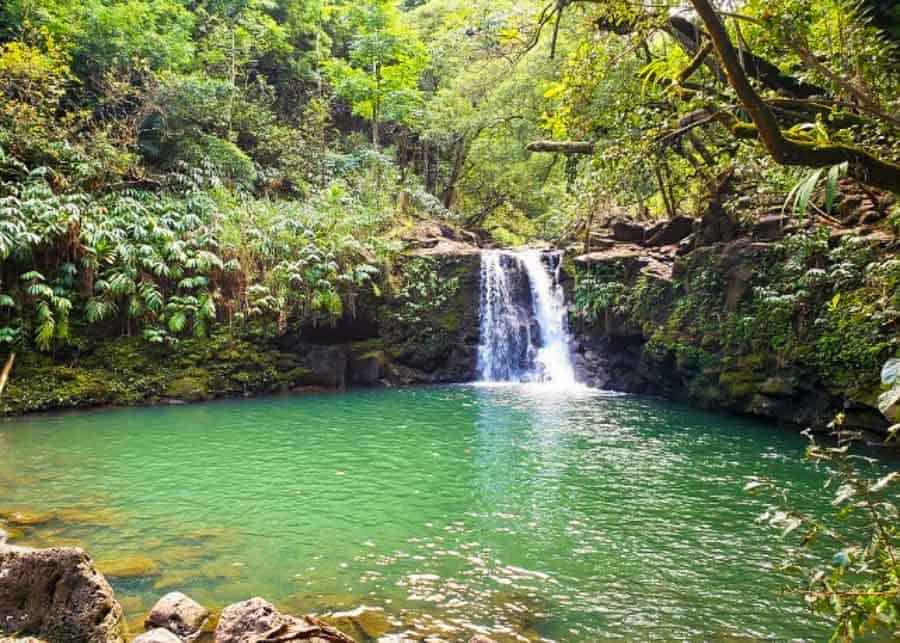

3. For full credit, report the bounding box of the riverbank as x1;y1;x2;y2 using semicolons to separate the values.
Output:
3;211;898;434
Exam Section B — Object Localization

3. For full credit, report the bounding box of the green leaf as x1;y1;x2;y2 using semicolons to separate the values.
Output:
792;169;824;216
168;311;187;334
824;162;847;213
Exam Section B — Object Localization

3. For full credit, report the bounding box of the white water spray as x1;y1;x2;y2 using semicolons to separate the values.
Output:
477;249;577;385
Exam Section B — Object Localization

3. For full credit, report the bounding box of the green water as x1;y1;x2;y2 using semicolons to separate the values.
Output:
0;385;854;640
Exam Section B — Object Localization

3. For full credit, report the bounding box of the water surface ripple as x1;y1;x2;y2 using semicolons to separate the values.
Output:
0;386;849;640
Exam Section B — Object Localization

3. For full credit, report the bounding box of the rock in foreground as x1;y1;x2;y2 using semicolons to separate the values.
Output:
215;597;356;643
132;629;181;643
145;592;210;640
0;544;125;643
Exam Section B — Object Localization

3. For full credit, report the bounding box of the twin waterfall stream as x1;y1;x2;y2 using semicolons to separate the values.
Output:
477;249;577;385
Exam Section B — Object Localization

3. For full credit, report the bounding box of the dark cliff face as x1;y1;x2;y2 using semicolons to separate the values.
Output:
568;226;896;433
378;244;482;384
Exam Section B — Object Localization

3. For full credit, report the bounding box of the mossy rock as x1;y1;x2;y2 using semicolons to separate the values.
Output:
759;376;796;396
163;369;211;401
718;370;761;399
0;509;57;527
97;555;161;579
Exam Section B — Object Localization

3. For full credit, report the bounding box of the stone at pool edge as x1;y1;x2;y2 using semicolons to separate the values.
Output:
132;630;181;643
215;597;356;643
145;592;210;641
0;543;125;643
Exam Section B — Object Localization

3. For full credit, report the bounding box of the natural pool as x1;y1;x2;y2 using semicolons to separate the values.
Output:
0;385;856;640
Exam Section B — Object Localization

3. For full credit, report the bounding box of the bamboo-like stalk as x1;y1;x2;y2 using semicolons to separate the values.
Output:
0;352;15;397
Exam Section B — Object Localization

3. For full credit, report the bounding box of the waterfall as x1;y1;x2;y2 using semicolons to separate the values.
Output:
477;249;577;385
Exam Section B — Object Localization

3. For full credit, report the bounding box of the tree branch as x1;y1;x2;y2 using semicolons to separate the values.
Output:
689;0;900;194
526;140;595;154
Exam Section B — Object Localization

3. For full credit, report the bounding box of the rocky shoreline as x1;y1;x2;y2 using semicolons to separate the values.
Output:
0;541;504;643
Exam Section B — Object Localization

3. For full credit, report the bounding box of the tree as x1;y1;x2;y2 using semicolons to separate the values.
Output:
324;0;427;150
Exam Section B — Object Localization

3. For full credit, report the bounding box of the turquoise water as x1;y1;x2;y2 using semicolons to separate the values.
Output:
0;385;852;640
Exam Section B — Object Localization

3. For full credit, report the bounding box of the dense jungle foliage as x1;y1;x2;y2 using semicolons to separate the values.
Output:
1;0;898;353
1;3;900;637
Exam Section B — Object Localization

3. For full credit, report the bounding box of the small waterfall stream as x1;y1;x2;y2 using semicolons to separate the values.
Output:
477;249;577;384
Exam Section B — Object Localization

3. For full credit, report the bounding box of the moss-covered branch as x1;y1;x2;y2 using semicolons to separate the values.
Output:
690;0;900;194
526;140;596;154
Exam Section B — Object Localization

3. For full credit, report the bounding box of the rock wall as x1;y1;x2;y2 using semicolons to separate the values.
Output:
569;220;898;433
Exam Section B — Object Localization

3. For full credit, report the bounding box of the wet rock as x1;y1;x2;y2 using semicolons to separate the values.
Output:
610;219;646;243
145;592;210;641
645;216;694;247
0;544;125;643
133;629;182;643
214;597;355;643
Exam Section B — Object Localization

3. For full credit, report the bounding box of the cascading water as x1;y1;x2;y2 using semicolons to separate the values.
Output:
477;249;577;385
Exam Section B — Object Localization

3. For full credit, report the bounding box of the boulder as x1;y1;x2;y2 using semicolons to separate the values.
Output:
694;201;738;247
145;592;209;641
132;630;181;643
751;215;790;241
675;234;694;256
214;597;355;643
0;544;125;643
645;216;694;246
610;219;646;243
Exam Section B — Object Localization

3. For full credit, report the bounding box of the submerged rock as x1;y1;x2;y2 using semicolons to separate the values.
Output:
132;629;181;643
0;544;125;643
214;597;356;643
324;606;396;640
0;509;56;527
145;592;210;641
97;555;160;579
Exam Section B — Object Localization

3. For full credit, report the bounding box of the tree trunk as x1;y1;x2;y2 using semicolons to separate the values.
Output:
441;135;466;208
0;352;15;398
